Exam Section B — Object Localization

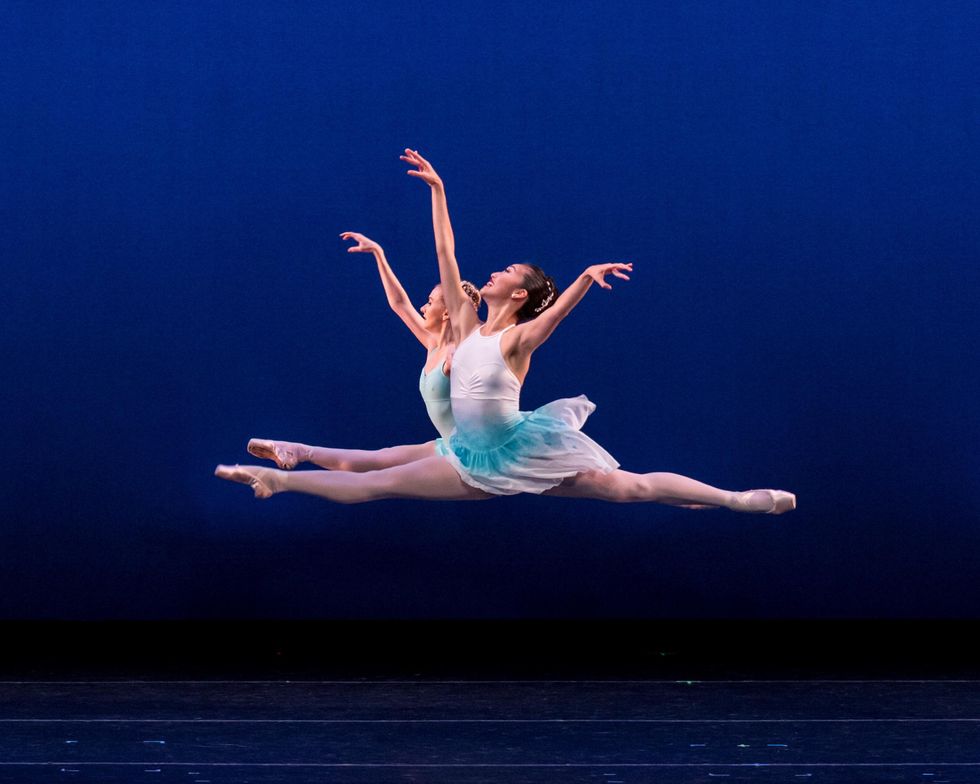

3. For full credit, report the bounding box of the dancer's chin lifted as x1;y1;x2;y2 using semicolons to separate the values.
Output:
214;464;283;499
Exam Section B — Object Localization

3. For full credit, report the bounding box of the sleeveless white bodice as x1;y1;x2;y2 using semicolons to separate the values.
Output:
434;323;619;496
449;325;523;450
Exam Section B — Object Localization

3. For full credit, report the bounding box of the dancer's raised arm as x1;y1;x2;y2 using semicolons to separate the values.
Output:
514;262;632;354
401;148;481;338
340;231;433;348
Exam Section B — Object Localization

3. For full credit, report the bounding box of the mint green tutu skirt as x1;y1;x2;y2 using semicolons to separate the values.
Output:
435;394;619;496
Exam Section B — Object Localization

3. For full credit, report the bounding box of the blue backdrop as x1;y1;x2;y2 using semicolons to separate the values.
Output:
2;0;977;618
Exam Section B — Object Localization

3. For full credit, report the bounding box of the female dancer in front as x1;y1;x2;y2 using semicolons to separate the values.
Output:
216;150;795;514
246;231;481;471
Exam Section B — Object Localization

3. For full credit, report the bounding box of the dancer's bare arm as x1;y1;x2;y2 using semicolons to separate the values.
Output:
515;262;632;354
340;232;432;348
401;148;481;339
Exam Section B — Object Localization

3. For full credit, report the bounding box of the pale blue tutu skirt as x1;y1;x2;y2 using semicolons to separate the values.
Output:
435;394;619;495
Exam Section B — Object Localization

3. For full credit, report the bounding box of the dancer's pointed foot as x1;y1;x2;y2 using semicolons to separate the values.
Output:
247;438;311;470
730;489;796;514
214;464;284;499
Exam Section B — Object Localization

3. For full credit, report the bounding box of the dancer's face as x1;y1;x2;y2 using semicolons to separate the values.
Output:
420;286;449;329
480;264;529;304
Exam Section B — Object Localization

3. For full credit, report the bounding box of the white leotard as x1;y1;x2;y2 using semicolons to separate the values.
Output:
435;324;619;495
448;325;522;450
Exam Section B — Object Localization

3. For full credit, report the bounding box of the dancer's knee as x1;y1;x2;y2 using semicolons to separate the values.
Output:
330;470;392;503
606;472;672;503
573;470;646;503
609;474;644;502
367;445;420;471
334;449;389;472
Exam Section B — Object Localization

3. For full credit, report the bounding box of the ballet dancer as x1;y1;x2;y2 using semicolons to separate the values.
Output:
216;149;795;515
246;231;482;471
247;232;714;510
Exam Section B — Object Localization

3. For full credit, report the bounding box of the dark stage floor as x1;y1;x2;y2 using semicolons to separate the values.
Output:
1;622;978;782
1;678;978;782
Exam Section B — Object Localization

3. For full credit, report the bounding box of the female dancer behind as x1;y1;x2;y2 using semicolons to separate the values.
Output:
246;232;481;471
216;149;795;515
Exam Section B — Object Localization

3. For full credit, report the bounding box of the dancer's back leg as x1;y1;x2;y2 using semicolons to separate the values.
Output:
247;439;437;471
216;456;491;503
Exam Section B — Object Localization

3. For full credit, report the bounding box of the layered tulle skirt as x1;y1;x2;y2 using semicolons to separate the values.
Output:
435;394;619;495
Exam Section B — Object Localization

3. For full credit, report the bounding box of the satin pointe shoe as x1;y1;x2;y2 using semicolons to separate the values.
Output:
247;438;306;470
214;464;279;499
731;489;796;514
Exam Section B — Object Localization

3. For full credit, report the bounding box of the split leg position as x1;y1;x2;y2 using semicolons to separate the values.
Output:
242;440;719;510
214;460;794;513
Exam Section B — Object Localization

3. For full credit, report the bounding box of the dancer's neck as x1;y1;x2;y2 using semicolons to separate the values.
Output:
481;306;519;336
433;319;454;350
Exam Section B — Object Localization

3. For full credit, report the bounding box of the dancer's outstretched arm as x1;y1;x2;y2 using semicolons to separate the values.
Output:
401;148;481;339
340;231;433;349
515;262;632;354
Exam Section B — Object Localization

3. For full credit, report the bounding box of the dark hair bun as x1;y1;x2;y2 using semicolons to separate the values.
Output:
517;264;560;321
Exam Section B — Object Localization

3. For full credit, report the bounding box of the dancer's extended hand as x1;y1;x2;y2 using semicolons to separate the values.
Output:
584;262;632;289
400;148;443;188
340;231;382;255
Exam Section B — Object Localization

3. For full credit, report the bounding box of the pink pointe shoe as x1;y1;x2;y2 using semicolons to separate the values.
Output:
731;489;797;514
247;438;308;470
214;464;279;499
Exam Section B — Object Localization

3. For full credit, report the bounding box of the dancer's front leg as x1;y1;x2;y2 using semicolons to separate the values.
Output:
247;439;436;471
545;470;795;513
215;456;491;504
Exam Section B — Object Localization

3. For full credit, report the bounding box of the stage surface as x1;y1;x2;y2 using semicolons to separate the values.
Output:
0;622;977;783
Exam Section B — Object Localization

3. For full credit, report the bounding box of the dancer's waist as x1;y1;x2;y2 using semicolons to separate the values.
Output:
450;397;523;450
